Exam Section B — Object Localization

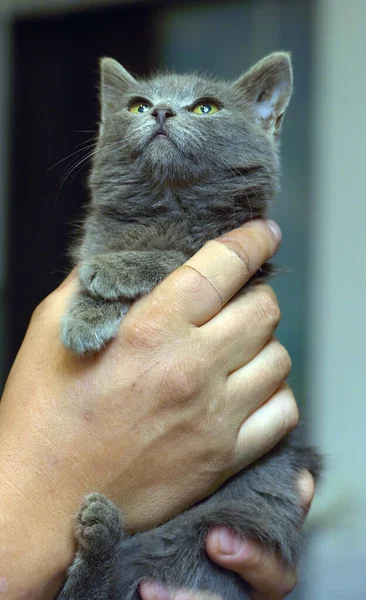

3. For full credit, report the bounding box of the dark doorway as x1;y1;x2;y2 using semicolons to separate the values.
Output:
6;3;157;372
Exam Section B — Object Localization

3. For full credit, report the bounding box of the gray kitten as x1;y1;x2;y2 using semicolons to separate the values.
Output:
58;53;321;599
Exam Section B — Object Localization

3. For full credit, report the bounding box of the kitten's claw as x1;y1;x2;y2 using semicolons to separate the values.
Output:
75;493;124;557
61;293;129;355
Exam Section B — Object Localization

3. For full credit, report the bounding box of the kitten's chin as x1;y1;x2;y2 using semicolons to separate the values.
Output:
139;140;202;184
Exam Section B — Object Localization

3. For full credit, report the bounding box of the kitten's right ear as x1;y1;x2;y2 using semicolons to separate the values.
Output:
100;57;137;122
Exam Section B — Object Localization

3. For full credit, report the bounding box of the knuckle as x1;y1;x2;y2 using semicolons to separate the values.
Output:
122;314;166;350
280;388;300;433
271;342;292;379
232;243;252;276
207;441;236;474
161;355;204;405
254;285;281;329
217;238;253;276
242;225;274;269
224;227;272;273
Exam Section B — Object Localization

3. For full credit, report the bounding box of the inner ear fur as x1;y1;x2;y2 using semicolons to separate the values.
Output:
233;52;293;136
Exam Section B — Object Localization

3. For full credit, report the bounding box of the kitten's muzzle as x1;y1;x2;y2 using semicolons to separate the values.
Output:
151;106;176;127
153;125;168;138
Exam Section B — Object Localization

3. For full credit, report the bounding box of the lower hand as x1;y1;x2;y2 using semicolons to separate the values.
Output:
0;219;296;598
139;471;315;600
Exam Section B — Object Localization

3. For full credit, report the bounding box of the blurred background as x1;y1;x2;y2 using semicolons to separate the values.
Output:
0;0;365;597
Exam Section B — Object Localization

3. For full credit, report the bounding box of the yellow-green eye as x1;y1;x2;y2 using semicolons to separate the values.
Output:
129;101;151;114
192;102;220;115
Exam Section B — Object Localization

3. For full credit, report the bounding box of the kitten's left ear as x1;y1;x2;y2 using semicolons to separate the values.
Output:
233;52;293;136
100;57;137;122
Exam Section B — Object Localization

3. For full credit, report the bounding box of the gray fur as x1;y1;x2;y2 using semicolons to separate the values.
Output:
61;52;287;353
59;52;321;598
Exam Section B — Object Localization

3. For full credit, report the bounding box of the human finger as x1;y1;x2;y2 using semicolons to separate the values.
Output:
140;470;315;600
202;284;280;375
225;338;292;423
206;530;296;600
233;383;299;471
137;219;281;329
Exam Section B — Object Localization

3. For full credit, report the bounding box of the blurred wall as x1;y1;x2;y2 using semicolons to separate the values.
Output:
306;0;366;596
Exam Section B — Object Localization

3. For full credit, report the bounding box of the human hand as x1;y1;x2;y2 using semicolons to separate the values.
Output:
140;471;315;600
0;218;297;597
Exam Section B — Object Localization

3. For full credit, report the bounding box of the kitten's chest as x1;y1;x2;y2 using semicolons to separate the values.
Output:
85;182;255;258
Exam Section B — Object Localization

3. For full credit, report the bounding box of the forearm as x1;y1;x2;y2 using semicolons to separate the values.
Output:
0;416;77;598
0;496;70;597
0;480;73;598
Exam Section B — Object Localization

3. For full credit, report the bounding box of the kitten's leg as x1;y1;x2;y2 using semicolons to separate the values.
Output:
62;250;186;354
78;250;186;301
61;292;129;355
112;437;321;600
58;493;125;600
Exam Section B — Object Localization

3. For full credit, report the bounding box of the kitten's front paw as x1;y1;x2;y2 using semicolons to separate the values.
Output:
76;493;123;558
61;293;129;355
79;251;185;301
79;256;128;301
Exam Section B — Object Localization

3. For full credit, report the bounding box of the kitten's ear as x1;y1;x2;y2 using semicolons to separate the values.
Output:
100;57;137;121
233;52;293;136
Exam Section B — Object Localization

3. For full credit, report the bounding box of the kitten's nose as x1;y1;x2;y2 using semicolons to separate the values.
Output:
151;106;175;126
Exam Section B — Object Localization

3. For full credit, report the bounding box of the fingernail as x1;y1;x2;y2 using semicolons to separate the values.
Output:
265;219;282;242
216;528;242;555
139;581;171;600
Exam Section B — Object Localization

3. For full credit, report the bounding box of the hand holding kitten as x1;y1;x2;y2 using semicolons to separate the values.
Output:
0;219;297;598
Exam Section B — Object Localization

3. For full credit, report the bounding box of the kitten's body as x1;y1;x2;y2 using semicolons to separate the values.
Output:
59;54;321;599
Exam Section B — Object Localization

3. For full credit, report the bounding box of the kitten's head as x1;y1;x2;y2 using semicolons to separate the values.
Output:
92;52;292;191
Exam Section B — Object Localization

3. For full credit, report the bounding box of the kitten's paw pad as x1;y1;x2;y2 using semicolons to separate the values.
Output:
61;294;129;355
76;493;123;556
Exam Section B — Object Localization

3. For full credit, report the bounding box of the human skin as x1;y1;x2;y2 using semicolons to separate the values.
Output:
0;219;302;599
139;471;315;600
